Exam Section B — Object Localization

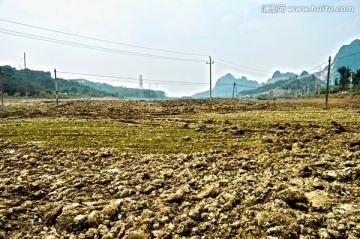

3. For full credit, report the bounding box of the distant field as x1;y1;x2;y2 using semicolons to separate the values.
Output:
0;98;359;238
0;98;359;153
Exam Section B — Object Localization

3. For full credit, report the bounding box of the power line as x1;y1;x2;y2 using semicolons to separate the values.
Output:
216;62;269;76
59;71;141;81
334;51;360;60
57;70;258;88
2;67;207;86
63;76;198;86
213;57;271;73
3;66;240;86
0;18;208;57
307;51;360;73
217;50;360;78
57;71;207;85
0;28;204;62
2;64;260;88
2;18;359;82
217;62;266;75
306;61;328;73
305;51;360;75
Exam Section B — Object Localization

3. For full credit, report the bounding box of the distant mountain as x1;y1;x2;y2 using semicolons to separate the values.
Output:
262;39;360;86
300;71;310;77
332;39;360;72
312;39;360;82
192;73;259;98
73;79;166;99
266;70;298;84
239;75;324;97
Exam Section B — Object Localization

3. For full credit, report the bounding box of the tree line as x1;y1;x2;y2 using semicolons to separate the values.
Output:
334;66;360;92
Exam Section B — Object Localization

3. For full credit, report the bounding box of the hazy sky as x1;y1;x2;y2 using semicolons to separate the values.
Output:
1;0;359;96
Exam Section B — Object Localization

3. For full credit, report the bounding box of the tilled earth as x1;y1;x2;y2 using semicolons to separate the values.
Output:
0;98;359;239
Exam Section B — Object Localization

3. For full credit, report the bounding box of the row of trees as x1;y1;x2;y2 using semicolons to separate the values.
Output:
335;66;360;91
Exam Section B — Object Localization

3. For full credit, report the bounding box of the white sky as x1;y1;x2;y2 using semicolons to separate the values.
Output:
0;0;359;97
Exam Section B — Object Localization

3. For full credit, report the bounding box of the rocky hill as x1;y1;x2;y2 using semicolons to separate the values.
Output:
266;71;298;84
239;75;324;98
332;39;360;72
192;73;259;98
313;39;360;82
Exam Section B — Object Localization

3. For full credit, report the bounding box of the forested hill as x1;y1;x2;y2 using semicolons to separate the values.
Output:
1;65;111;97
72;79;166;99
0;65;166;99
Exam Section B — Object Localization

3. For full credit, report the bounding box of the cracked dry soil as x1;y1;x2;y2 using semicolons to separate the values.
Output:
0;98;359;239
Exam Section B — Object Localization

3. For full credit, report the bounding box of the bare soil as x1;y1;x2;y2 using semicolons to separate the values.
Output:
0;98;359;239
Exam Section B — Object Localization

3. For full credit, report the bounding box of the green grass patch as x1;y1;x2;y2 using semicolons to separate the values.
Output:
0;117;242;153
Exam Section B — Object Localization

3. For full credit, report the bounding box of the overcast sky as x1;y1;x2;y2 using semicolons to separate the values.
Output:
1;0;359;97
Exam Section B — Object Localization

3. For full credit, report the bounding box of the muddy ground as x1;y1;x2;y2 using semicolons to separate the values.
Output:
0;98;359;239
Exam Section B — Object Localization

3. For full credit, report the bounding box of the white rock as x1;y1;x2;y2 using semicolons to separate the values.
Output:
305;190;331;211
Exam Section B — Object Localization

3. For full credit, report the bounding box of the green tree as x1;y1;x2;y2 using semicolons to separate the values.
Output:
337;66;351;90
70;87;78;93
352;69;360;88
82;87;89;94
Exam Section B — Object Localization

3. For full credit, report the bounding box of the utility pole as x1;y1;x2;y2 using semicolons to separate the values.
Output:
139;75;144;99
232;82;236;98
232;82;238;99
24;52;28;98
206;56;214;99
54;69;59;105
0;66;4;112
325;56;331;110
235;83;237;98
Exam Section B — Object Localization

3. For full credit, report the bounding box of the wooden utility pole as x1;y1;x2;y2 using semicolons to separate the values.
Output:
232;82;238;98
235;83;237;98
54;69;59;105
325;56;331;110
206;56;214;99
24;52;28;98
232;82;236;98
0;66;4;111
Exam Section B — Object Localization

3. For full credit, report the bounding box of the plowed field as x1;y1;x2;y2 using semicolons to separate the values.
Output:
0;98;359;239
